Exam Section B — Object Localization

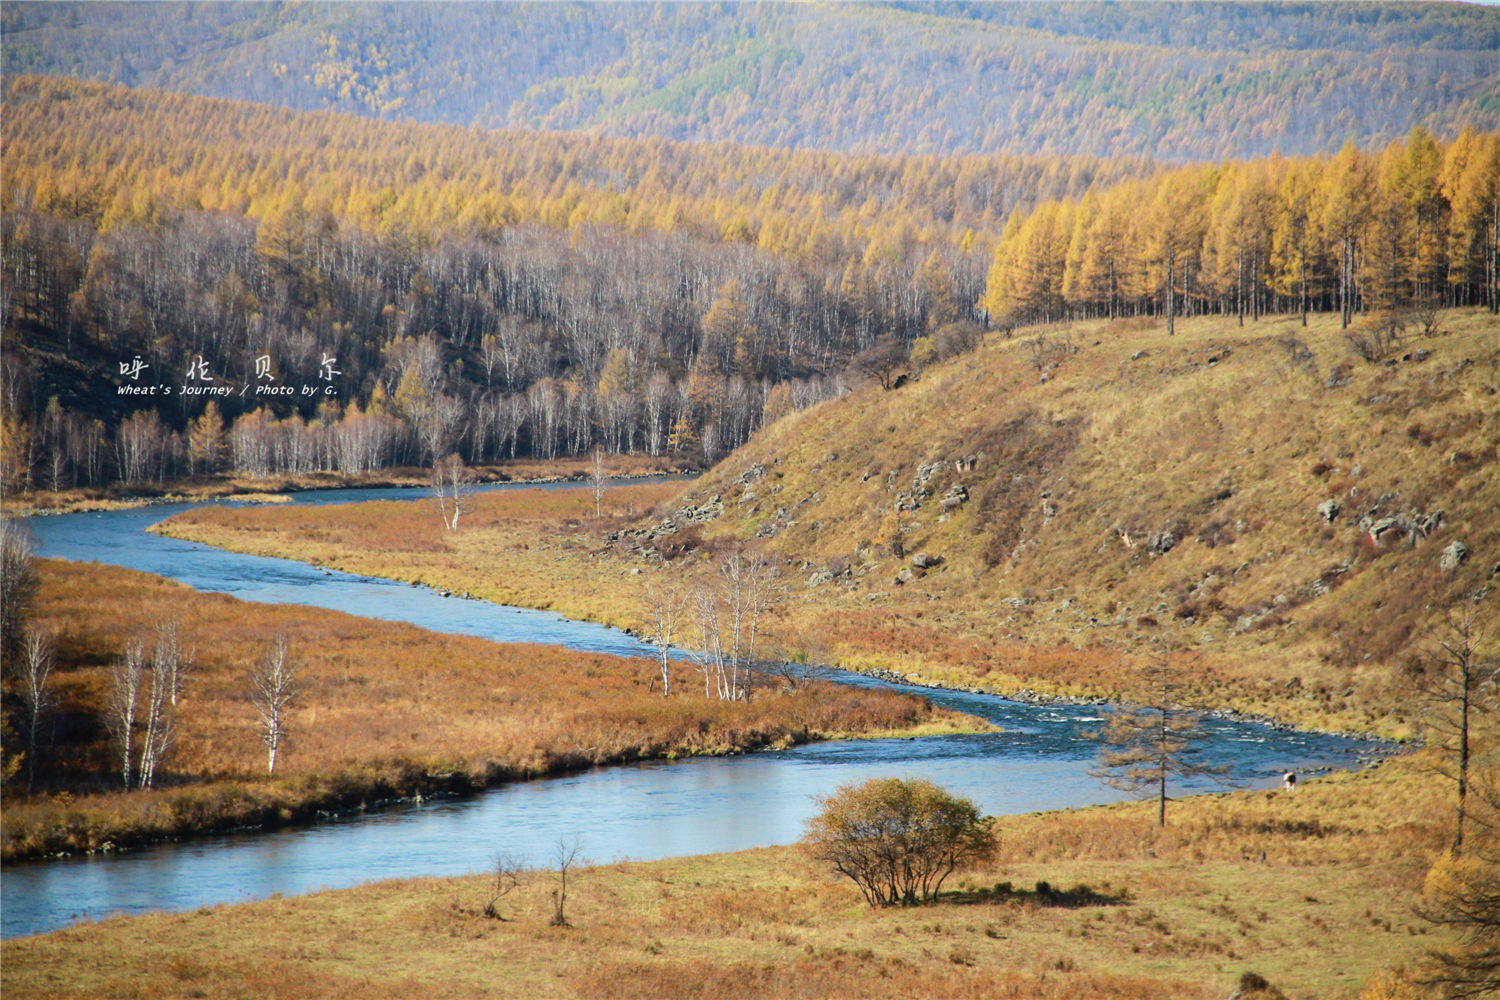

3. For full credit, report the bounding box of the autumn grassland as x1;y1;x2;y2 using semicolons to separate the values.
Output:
0;558;977;862
13;307;1494;999
0;749;1456;1000
159;308;1500;736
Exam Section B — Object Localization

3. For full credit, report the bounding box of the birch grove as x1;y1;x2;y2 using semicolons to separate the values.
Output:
688;551;783;702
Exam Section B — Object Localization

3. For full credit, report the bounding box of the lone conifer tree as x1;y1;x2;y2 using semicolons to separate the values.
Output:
1089;635;1230;825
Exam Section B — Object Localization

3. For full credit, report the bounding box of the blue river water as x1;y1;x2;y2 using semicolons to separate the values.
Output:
1;481;1387;938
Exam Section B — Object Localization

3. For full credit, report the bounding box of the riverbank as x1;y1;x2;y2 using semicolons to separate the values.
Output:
155;482;1427;739
153;481;695;633
0;559;985;864
1;750;1452;999
0;454;696;517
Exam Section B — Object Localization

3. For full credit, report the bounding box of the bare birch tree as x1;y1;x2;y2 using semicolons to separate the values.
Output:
136;630;179;790
431;452;476;531
10;629;57;793
642;580;687;698
688;582;727;699
105;639;146;790
688;550;783;701
586;446;609;518
251;632;299;775
412;391;468;467
153;618;193;707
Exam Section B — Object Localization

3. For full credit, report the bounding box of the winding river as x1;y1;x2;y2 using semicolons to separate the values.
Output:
2;481;1389;939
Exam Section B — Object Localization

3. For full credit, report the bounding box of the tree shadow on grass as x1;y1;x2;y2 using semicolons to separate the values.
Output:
942;879;1129;908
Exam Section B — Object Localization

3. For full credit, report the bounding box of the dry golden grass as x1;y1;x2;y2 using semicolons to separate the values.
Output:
19;315;1489;999
1;558;979;861
1;752;1454;1000
158;481;686;627
677;307;1500;733
154;309;1499;733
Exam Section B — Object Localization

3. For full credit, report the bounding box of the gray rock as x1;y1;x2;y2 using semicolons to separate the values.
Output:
1149;531;1177;555
1317;500;1340;523
675;498;725;524
910;552;938;569
895;568;913;585
1414;510;1445;538
1367;516;1404;546
1441;541;1470;571
940;483;969;510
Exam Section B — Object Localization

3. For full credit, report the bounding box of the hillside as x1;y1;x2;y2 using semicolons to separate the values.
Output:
2;2;1497;160
155;308;1500;735
661;308;1499;732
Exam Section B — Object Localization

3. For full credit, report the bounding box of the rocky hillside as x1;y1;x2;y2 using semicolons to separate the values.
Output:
646;309;1499;735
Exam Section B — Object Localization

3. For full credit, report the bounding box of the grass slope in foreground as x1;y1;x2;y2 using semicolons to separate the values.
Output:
159;309;1500;736
0;559;982;862
0;752;1454;1000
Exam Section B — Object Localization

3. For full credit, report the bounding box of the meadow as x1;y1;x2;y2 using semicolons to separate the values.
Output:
0;750;1456;1000
159;308;1500;737
0;558;980;862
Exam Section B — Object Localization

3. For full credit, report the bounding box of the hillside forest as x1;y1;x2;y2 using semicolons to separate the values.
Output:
0;76;1497;494
2;1;1497;161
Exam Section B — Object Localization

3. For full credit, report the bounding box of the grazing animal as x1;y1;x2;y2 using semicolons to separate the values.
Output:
1282;772;1297;793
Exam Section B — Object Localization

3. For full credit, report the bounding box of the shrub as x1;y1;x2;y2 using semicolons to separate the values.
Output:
801;778;996;907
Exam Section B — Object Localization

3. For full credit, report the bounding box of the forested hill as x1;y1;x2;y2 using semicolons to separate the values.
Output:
1;76;1496;502
2;1;1497;161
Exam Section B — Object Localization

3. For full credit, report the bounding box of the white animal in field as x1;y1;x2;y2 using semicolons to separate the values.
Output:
1282;772;1297;792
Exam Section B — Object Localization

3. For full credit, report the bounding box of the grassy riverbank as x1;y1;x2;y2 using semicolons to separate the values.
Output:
0;559;985;863
156;311;1500;738
154;482;689;630
1;454;692;517
1;751;1451;1000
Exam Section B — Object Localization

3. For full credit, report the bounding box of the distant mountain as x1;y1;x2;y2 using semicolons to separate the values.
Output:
2;1;1497;160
